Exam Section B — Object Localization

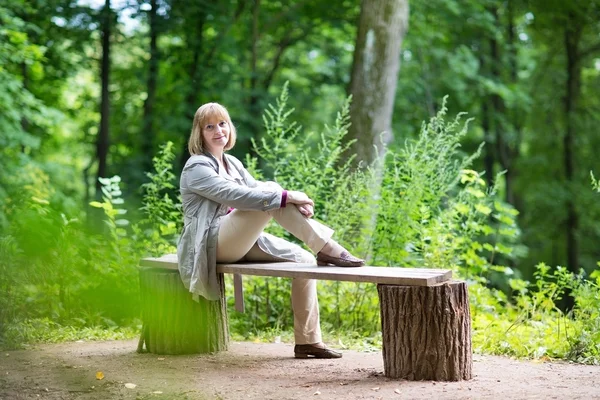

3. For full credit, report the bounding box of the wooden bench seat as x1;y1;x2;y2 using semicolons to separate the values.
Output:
137;254;472;381
140;254;452;286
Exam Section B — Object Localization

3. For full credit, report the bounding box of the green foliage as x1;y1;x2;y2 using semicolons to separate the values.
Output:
374;98;482;268
472;263;600;364
1;179;139;349
90;176;129;243
0;6;60;229
136;141;182;256
0;142;186;349
249;82;374;254
592;171;600;193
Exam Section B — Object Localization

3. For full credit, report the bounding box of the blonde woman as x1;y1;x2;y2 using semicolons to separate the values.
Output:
177;103;364;359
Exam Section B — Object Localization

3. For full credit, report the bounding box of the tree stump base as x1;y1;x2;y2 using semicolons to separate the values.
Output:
138;267;229;355
377;281;472;381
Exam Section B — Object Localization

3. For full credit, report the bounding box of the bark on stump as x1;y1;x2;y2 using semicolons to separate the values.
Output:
377;281;472;381
138;268;229;355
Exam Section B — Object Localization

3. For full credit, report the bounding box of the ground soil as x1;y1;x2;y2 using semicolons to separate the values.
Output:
0;339;599;400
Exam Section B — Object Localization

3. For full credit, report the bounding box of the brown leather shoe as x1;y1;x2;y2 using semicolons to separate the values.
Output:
316;250;365;267
294;344;342;359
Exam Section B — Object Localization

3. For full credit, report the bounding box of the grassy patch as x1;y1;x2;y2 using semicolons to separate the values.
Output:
0;318;140;350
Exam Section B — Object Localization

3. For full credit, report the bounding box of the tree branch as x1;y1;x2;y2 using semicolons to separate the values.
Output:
262;29;312;91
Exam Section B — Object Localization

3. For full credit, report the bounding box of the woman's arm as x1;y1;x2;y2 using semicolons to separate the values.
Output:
184;162;283;211
222;155;315;217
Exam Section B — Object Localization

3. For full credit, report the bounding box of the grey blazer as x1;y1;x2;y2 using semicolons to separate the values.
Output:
177;152;303;301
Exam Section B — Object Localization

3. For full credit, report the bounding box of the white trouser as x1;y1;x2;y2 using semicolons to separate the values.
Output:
216;205;333;344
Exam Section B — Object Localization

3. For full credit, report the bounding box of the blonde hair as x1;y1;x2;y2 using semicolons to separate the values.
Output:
188;102;237;155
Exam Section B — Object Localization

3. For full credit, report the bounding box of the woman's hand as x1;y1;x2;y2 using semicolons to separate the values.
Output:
286;190;314;218
296;203;314;218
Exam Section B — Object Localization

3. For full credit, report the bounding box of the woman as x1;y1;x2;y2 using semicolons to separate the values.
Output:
177;102;364;359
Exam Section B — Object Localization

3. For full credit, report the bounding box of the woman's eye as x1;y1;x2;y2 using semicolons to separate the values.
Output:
219;121;227;127
206;124;214;130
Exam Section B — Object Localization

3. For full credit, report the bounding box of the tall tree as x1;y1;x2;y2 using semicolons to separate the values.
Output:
346;0;409;166
560;2;600;276
96;0;112;194
141;0;160;174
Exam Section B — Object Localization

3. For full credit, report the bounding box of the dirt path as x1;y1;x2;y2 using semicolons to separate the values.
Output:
0;339;599;399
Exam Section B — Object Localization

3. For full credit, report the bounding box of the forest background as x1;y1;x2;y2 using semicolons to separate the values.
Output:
1;0;599;364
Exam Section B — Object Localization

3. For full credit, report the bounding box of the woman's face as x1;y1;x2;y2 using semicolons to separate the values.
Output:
201;116;230;155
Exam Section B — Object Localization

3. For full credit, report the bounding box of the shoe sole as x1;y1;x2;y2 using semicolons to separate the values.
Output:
294;352;342;359
317;261;362;267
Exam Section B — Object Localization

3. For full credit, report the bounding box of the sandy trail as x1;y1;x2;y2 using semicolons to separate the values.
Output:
0;339;599;399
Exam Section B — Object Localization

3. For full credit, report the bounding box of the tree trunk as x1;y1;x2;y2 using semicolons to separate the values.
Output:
96;0;111;194
141;0;159;174
563;12;582;281
479;50;494;189
179;7;206;172
505;0;522;209
346;0;409;166
245;0;262;150
378;281;472;381
138;268;229;354
249;0;260;112
489;6;512;201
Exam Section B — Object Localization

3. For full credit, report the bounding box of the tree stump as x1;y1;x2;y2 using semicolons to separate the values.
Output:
138;267;229;355
377;281;472;381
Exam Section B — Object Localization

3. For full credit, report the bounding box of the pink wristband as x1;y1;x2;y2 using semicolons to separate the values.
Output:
281;190;288;207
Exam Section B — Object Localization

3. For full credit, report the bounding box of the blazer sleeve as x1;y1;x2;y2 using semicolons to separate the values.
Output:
183;160;283;211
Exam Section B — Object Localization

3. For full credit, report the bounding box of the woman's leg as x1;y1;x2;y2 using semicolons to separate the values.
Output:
215;206;327;344
216;205;333;263
244;242;322;345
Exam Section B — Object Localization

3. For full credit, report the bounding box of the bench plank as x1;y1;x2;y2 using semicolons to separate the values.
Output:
140;255;452;287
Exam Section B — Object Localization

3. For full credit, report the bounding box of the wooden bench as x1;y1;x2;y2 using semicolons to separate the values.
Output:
138;254;472;381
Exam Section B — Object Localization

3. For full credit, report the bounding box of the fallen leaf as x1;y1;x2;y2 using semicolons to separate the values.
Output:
124;383;137;389
157;358;165;361
394;388;401;394
371;387;380;391
95;371;104;380
313;390;321;395
152;391;163;394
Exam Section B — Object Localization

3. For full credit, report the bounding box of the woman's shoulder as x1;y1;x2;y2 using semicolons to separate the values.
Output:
183;154;216;171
